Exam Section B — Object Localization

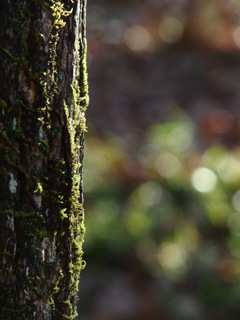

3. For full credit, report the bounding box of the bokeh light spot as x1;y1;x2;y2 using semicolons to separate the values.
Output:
156;152;181;178
104;19;126;45
158;242;188;277
125;211;151;237
175;223;199;253
137;181;162;207
191;167;217;193
167;124;194;153
158;16;184;44
216;155;240;183
87;5;107;31
124;25;152;51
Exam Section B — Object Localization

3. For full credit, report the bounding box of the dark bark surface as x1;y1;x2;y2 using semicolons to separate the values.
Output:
0;1;88;319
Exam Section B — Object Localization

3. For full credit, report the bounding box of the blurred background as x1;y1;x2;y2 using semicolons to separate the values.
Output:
78;1;240;319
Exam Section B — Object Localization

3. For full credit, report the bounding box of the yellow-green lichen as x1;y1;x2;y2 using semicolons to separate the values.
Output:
79;40;89;111
50;1;73;29
59;208;68;219
34;182;43;194
40;0;74;124
79;40;89;132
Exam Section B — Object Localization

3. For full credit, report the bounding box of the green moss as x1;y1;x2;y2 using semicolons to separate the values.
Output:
79;40;89;112
48;268;64;307
38;138;51;153
18;10;28;57
0;99;7;109
3;154;27;177
42;189;64;204
59;208;68;219
40;0;75;118
79;40;89;132
0;130;19;154
50;1;73;29
16;99;35;114
63;60;88;311
0;210;45;221
34;182;43;194
0;48;20;62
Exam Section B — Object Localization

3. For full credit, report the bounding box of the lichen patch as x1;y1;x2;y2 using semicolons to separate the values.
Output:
9;173;17;193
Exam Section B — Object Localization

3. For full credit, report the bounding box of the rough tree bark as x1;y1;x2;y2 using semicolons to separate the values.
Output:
0;0;88;319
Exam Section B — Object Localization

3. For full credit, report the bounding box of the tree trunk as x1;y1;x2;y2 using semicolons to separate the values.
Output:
0;0;88;319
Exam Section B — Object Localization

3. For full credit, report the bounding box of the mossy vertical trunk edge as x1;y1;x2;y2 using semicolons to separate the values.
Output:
0;0;88;319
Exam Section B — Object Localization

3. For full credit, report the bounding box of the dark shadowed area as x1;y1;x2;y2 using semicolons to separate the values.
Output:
78;1;240;319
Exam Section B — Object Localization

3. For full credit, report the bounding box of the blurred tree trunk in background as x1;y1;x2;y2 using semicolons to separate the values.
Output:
0;0;88;319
